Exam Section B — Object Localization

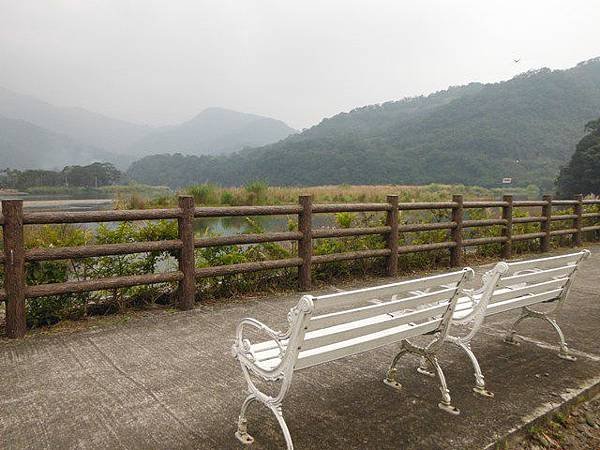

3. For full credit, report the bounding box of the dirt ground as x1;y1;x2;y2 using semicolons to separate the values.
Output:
514;394;600;449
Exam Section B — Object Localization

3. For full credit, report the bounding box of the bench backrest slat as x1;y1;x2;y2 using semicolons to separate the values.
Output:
490;277;569;304
497;264;576;288
487;288;564;315
287;269;472;367
503;252;585;275
295;319;441;370
302;303;448;351
311;270;466;312
307;286;456;331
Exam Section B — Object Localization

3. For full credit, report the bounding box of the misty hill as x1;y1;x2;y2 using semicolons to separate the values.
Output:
128;58;600;190
0;88;296;169
0;115;115;169
127;107;296;156
0;86;152;153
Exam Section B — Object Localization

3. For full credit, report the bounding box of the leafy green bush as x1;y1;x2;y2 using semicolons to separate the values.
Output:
220;190;235;205
244;180;269;205
24;225;91;326
186;184;219;205
21;220;177;327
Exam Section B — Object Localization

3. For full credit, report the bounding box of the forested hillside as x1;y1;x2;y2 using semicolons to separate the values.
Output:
557;118;600;197
128;58;600;189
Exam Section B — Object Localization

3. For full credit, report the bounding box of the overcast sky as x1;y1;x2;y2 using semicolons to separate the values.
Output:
1;0;599;130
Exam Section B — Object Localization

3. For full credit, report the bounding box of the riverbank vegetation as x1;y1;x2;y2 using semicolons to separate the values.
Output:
114;181;541;210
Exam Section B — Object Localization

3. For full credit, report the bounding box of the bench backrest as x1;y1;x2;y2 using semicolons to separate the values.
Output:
296;268;474;356
486;250;590;314
448;251;590;343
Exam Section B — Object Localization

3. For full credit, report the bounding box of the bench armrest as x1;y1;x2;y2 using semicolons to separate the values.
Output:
450;262;509;339
233;318;289;364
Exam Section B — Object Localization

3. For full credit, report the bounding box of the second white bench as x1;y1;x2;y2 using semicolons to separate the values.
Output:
436;250;591;397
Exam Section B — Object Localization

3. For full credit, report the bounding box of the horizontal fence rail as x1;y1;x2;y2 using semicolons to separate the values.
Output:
1;193;599;337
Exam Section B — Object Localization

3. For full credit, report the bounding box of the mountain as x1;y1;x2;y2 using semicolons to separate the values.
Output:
0;86;152;153
127;107;296;156
128;58;600;190
0;115;115;169
0;88;296;169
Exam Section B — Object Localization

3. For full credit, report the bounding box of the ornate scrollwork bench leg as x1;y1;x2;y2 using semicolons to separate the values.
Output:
234;356;296;449
454;340;493;397
384;339;460;415
504;306;577;361
235;390;294;449
236;394;257;444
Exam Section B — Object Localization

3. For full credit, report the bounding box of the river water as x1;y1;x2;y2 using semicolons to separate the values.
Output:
1;194;337;235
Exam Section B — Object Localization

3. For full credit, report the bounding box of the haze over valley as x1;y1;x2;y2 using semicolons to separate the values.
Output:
0;86;297;169
2;1;600;193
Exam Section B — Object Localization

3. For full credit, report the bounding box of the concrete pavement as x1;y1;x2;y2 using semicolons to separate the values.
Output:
1;246;599;449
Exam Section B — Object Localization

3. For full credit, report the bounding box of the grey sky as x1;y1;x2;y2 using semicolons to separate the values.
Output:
1;0;599;130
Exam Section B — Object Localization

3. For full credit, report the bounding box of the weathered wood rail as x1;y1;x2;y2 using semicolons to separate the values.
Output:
1;194;599;338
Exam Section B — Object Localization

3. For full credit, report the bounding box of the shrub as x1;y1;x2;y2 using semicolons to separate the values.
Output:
187;184;219;205
244;180;269;205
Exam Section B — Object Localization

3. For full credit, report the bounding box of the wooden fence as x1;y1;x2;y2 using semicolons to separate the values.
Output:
1;194;599;338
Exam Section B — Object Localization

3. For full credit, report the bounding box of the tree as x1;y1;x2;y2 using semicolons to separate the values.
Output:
0;162;123;190
556;118;600;197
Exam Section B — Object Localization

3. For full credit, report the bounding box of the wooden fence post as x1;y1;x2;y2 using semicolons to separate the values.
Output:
573;194;583;246
541;194;552;253
450;194;463;267
501;195;513;259
2;200;27;338
386;195;399;277
177;195;195;310
298;195;313;290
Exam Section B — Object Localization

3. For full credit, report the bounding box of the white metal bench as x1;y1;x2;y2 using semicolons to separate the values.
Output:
231;268;473;449
437;250;591;397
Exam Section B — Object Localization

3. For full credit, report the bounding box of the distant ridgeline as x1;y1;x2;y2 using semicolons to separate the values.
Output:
0;162;123;190
128;58;600;190
0;84;296;171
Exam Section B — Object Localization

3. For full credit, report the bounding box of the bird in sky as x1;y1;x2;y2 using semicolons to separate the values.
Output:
513;58;521;63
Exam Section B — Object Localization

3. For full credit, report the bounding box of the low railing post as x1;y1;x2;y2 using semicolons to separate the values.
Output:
298;195;313;290
2;200;27;338
450;194;463;267
501;195;513;259
386;195;399;277
541;194;552;253
573;194;583;246
177;195;196;310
